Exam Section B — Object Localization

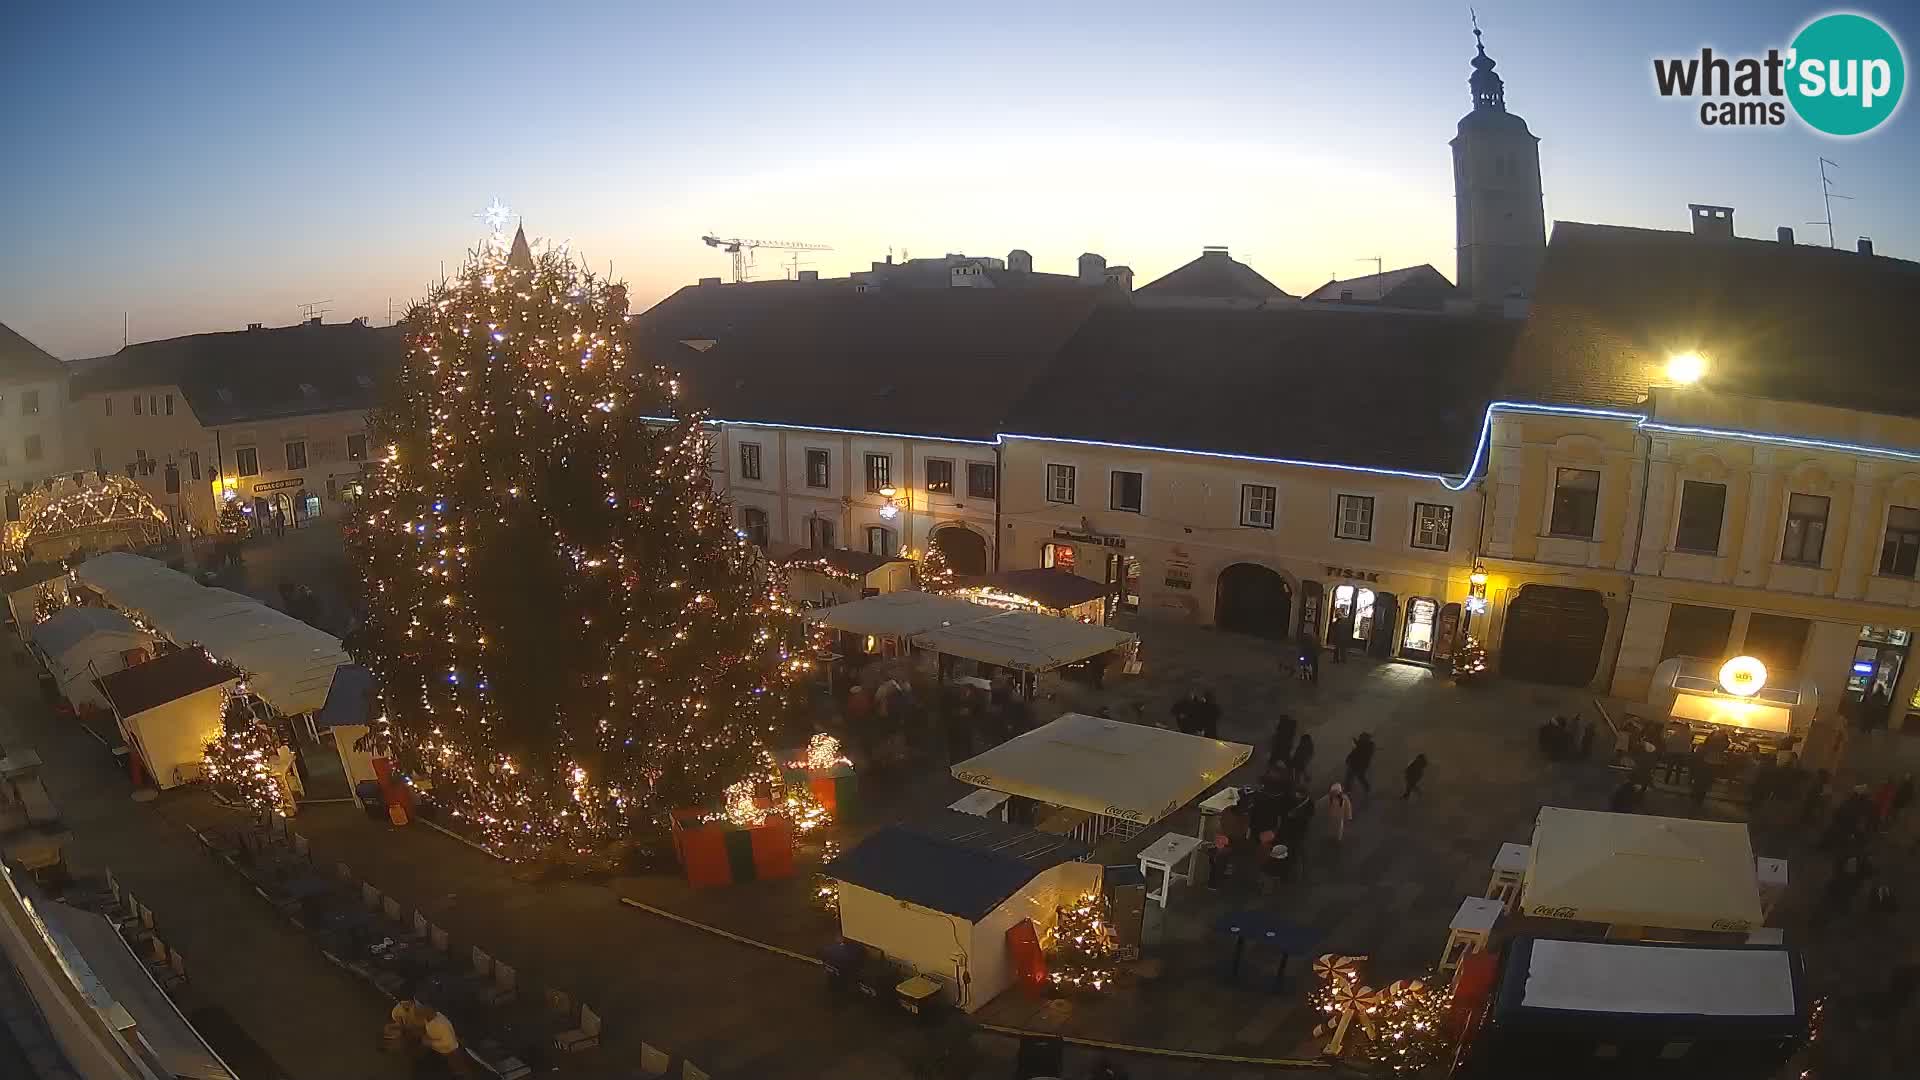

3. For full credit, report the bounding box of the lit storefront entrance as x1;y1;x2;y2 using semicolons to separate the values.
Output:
1330;583;1398;658
1848;625;1909;730
1399;596;1439;663
1106;553;1141;615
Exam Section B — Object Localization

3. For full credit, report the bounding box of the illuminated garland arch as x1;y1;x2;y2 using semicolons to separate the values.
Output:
6;473;171;560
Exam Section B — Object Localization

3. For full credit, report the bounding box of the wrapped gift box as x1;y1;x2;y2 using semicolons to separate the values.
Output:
669;809;794;887
781;759;859;820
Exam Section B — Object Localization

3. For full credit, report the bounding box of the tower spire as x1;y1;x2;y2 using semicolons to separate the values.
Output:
1468;11;1506;112
507;223;534;271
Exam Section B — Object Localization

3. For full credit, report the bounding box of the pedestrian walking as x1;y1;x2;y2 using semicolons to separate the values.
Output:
1577;715;1597;759
1608;778;1643;813
1193;690;1221;740
1329;615;1352;663
1343;732;1376;795
1268;714;1297;769
1171;691;1197;735
1873;778;1899;830
1299;630;1321;684
1291;733;1316;779
1324;782;1353;841
1801;768;1833;828
1815;851;1872;924
1402;753;1429;798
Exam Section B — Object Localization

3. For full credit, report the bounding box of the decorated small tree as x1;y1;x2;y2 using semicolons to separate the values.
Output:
218;499;250;536
1453;635;1489;684
202;683;288;813
915;540;955;591
1046;892;1120;992
346;226;801;859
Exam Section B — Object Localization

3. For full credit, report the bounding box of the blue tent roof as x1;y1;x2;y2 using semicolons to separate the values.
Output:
29;607;142;659
315;664;373;730
824;810;1086;922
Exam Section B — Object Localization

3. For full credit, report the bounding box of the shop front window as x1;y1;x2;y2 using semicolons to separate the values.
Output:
1107;553;1140;613
1330;584;1376;643
1041;543;1076;571
1401;597;1437;657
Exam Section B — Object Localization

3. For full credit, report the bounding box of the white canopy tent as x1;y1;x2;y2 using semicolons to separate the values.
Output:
801;589;1000;640
1521;806;1764;933
27;607;151;711
912;610;1136;673
951;713;1251;829
74;553;348;716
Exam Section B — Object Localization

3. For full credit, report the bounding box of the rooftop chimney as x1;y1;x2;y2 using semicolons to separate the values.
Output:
1077;252;1107;284
1102;266;1134;294
1777;226;1794;245
247;322;264;331
796;269;819;281
698;276;722;286
1858;236;1875;257
352;316;368;327
1688;203;1735;240
1201;245;1231;257
1006;249;1033;274
306;316;323;326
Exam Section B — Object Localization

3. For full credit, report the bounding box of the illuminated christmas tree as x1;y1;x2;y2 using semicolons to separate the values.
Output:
202;683;288;814
218;500;250;536
916;539;955;591
1453;634;1489;683
346;227;799;859
33;588;66;623
1046;892;1120;993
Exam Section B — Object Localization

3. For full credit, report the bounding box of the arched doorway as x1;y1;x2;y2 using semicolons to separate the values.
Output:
1329;584;1378;648
1215;563;1293;638
931;525;989;575
1500;585;1609;686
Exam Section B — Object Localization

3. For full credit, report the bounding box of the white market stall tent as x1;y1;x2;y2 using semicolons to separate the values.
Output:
1521;806;1765;933
913;610;1135;673
951;713;1251;837
825;810;1097;1013
802;589;1001;641
27;607;151;711
74;553;348;716
95;647;242;790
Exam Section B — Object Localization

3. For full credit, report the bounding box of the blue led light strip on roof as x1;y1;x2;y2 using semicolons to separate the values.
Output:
1638;421;1920;464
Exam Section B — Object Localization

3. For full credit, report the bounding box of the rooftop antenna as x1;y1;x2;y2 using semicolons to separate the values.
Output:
1808;157;1851;248
122;312;128;347
1357;256;1384;297
299;299;333;321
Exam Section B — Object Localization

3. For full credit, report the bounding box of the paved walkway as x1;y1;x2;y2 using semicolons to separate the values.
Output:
0;641;406;1080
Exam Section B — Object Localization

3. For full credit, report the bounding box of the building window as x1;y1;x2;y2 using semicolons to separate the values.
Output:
1411;502;1453;550
1781;492;1830;565
967;461;997;499
1743;613;1810;675
805;449;830;489
285;440;308;470
133;395;143;416
806;516;836;549
22;390;39;415
105;397;113;417
741;507;769;548
1335;494;1374;541
1549;468;1600;538
925;458;954;494
1046;464;1076;504
1674;480;1728;554
347;434;368;461
24;435;42;461
190;451;201;481
1241;484;1276;529
165;393;175;416
148;394;157;414
738;442;762;481
1109;470;1143;513
866;525;896;557
236;447;259;477
1880;505;1920;578
1041;542;1076;571
864;453;892;493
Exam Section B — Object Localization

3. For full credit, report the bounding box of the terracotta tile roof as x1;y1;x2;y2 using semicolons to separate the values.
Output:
70;321;402;425
1507;221;1920;417
0;322;63;381
1136;248;1292;300
1303;264;1457;310
631;284;1102;441
1004;304;1518;474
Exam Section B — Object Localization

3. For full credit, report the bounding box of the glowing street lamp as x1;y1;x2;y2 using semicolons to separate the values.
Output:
877;485;900;520
1666;352;1708;385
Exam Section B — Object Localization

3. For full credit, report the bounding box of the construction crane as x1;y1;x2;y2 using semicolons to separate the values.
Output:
701;234;832;283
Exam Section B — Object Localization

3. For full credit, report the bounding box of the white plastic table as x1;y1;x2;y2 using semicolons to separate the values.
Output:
1195;787;1240;842
1139;832;1204;909
948;788;1012;821
1439;896;1504;975
1487;842;1530;909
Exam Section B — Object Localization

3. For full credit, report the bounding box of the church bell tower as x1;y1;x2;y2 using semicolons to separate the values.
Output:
1451;22;1546;305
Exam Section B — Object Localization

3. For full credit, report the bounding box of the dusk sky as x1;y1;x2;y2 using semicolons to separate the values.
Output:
5;0;1916;360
